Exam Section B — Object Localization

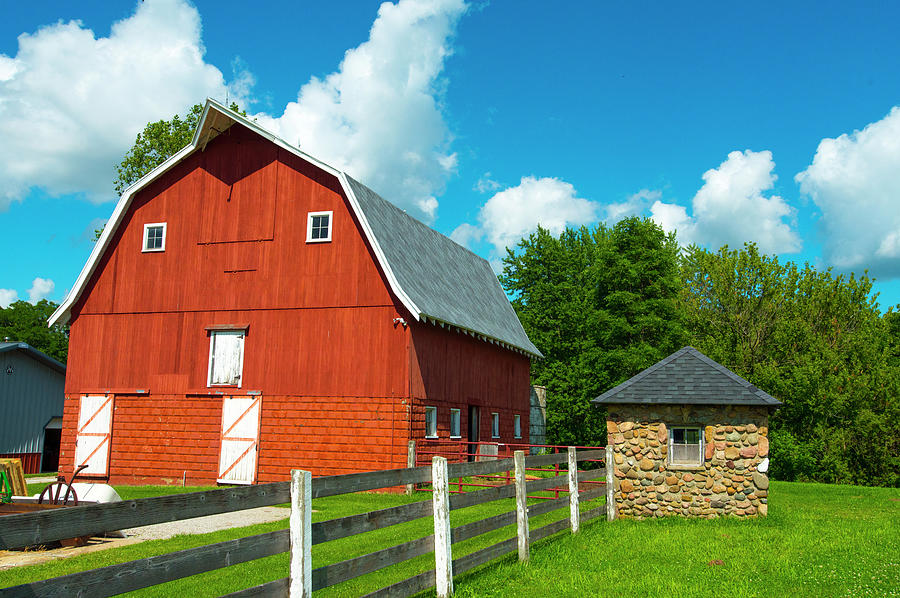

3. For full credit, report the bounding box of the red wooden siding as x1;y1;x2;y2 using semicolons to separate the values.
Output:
72;125;395;320
407;321;531;444
66;307;408;398
0;453;41;475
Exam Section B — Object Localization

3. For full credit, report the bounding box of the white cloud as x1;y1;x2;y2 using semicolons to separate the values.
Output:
650;200;695;240
254;0;466;223
0;0;238;210
0;289;18;308
651;150;801;253
450;222;483;248
474;172;502;194
796;106;900;277
27;277;55;303
473;176;599;257
606;188;661;224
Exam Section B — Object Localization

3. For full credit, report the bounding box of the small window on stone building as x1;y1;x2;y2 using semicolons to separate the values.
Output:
669;426;703;466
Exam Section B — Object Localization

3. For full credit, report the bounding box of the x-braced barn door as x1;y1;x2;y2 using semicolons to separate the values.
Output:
218;396;261;485
74;395;114;476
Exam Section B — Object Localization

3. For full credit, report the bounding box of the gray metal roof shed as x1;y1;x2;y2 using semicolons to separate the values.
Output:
0;342;66;467
593;346;781;407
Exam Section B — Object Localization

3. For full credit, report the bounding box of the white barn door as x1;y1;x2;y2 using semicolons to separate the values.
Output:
218;396;261;484
74;395;114;476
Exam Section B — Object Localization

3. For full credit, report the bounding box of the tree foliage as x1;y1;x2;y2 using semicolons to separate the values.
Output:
501;217;685;446
113;103;204;197
0;300;69;363
503;224;898;487
681;244;899;486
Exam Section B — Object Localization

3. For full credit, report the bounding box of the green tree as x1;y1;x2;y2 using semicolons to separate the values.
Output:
113;103;204;197
501;217;685;446
681;244;900;486
0;300;69;363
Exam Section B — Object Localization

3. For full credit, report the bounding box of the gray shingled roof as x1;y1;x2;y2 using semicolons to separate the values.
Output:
347;176;541;357
593;346;781;407
0;342;66;374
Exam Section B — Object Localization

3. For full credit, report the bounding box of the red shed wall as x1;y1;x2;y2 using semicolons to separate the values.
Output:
407;322;532;445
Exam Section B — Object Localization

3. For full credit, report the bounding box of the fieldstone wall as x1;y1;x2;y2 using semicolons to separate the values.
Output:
607;404;771;519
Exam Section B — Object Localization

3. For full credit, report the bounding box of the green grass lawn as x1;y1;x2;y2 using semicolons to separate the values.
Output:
4;481;898;597
454;481;900;598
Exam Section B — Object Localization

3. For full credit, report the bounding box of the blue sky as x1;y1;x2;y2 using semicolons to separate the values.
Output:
2;0;899;311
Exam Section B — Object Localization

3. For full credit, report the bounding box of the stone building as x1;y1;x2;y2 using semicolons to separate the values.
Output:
593;346;781;519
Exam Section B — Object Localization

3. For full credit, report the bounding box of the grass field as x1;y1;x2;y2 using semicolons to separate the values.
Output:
4;481;898;597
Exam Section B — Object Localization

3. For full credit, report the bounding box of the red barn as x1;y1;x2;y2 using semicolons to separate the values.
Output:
49;99;540;485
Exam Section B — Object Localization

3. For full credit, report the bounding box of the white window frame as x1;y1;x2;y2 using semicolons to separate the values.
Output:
425;406;438;438
142;222;167;252
450;408;461;439
668;425;704;467
207;329;246;388
491;412;500;438
306;211;333;243
514;414;522;439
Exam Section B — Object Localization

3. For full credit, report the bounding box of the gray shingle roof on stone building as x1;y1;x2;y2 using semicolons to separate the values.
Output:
593;346;781;407
347;176;541;357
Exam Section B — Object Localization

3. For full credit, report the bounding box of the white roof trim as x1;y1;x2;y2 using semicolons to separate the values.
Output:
49;98;422;326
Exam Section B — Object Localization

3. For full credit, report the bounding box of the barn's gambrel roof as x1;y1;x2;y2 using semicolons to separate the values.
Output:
49;99;541;357
593;346;781;407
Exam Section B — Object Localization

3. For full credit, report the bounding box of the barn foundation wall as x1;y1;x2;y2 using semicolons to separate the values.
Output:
59;394;410;485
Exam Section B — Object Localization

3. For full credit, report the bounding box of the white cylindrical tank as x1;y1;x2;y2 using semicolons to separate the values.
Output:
69;483;122;504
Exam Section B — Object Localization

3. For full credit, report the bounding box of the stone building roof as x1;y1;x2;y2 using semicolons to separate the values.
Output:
593;346;781;408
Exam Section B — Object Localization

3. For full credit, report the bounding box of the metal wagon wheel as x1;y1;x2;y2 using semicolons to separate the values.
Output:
38;464;89;506
38;479;79;505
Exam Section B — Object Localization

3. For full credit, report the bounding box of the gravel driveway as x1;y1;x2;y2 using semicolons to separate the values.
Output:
123;505;290;540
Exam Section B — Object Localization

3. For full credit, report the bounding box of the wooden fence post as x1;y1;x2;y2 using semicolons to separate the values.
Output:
406;440;416;496
606;444;616;521
514;450;530;562
567;446;579;533
432;456;454;598
290;469;312;598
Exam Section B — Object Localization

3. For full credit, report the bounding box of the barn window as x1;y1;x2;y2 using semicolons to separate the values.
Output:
142;223;167;252
208;330;245;387
450;408;461;438
425;406;437;438
514;414;522;439
491;412;500;438
306;211;332;243
668;426;703;466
